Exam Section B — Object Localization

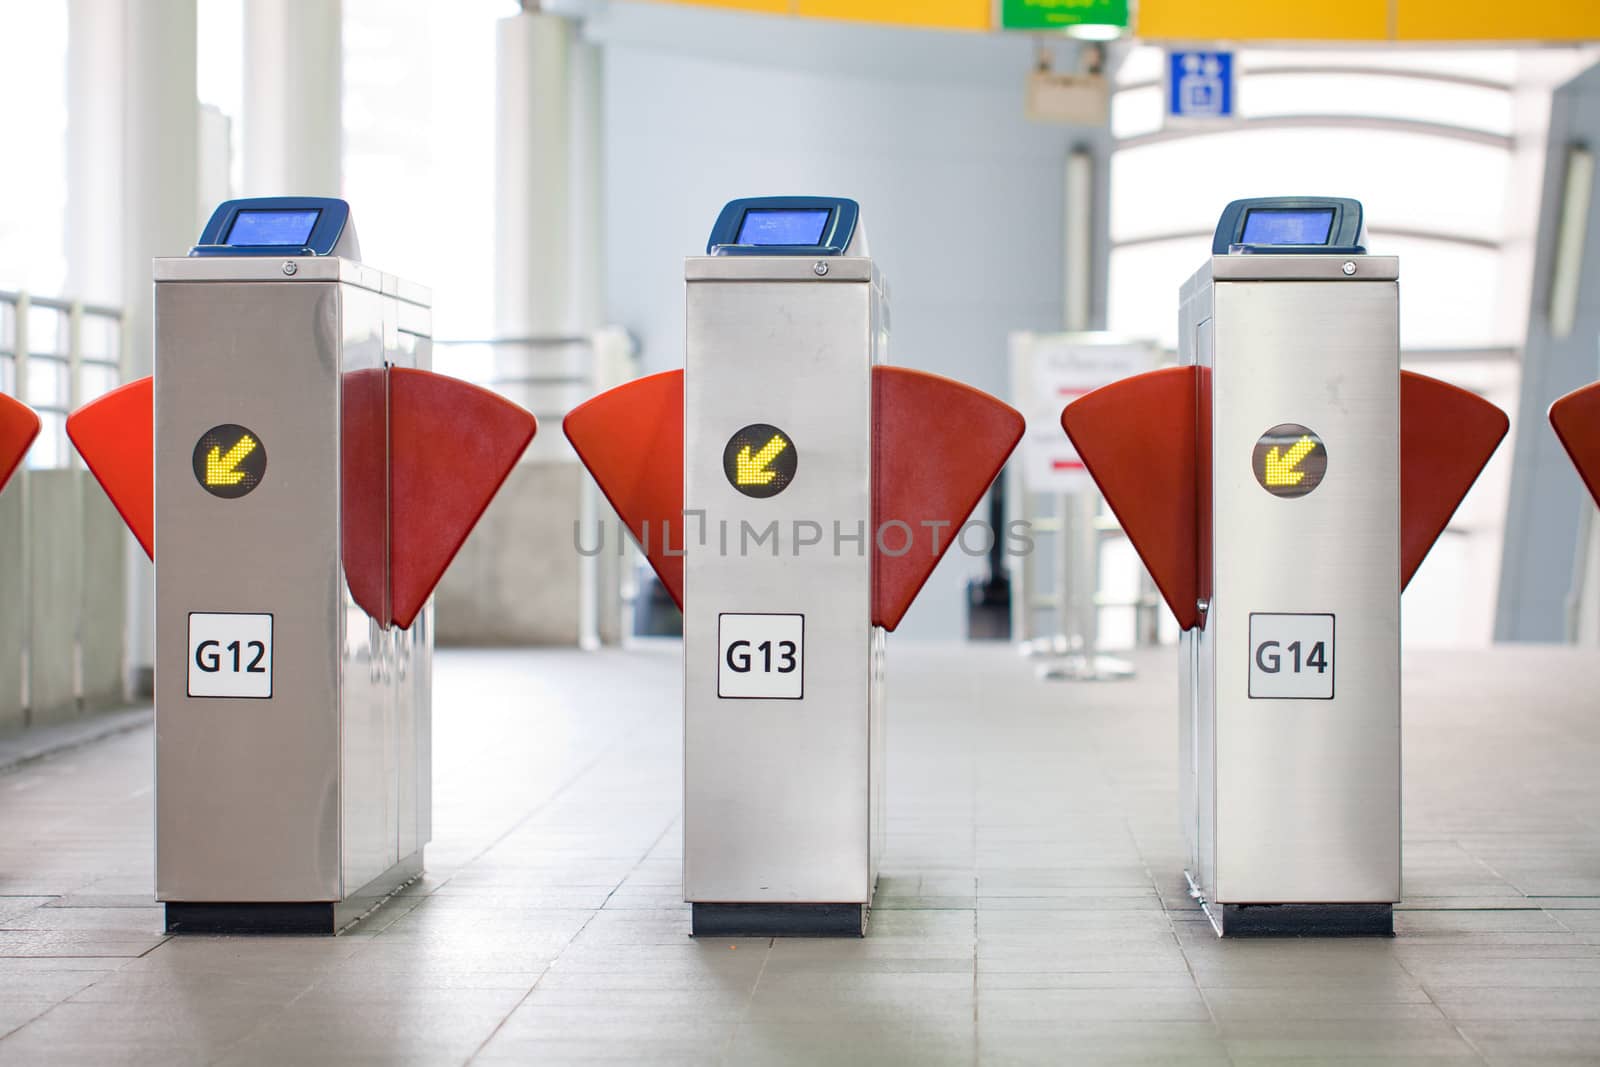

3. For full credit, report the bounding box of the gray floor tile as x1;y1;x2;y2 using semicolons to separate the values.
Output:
0;644;1593;1064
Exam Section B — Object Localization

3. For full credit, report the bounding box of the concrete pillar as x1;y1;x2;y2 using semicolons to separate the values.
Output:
198;105;236;212
242;0;342;197
496;10;571;341
121;0;200;695
568;34;604;334
66;0;125;306
435;8;593;648
1063;147;1094;334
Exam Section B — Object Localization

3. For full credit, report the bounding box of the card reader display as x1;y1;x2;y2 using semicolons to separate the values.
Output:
1241;208;1335;246
1212;196;1366;255
225;209;321;247
190;197;357;258
706;196;862;256
736;209;831;246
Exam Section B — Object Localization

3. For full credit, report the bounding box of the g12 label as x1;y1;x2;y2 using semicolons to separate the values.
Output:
717;613;804;699
187;612;273;699
1248;612;1333;700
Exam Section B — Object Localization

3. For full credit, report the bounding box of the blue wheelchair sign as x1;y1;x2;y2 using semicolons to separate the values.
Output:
1167;50;1234;122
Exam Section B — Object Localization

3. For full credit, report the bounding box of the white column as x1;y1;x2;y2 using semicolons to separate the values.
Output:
66;0;125;306
121;0;200;696
123;0;200;377
495;10;571;341
1062;147;1094;334
198;105;236;211
567;34;603;334
242;0;342;197
495;9;576;464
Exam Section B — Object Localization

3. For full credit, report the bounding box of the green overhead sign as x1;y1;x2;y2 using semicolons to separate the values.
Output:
1001;0;1129;30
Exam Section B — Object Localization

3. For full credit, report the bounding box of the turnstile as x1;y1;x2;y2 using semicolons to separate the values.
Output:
566;196;1023;936
1062;197;1508;936
68;197;536;933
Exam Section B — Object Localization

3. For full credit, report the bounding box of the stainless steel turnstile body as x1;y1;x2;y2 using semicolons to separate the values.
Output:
1178;255;1401;936
683;256;887;935
154;256;433;932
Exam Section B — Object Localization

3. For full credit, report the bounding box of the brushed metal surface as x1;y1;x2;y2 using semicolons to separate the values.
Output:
338;283;393;898
1181;256;1401;906
682;258;885;905
156;280;345;901
684;257;874;283
393;310;433;867
155;268;432;905
152;256;435;308
1209;255;1399;283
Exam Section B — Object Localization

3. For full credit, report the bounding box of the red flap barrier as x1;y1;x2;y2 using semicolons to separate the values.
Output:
1060;367;1201;630
1400;370;1509;590
341;367;390;624
0;392;40;494
65;376;155;559
1550;381;1600;510
563;370;686;610
388;367;538;630
872;367;1024;631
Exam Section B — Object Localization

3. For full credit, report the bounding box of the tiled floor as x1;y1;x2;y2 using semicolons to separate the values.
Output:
0;642;1597;1065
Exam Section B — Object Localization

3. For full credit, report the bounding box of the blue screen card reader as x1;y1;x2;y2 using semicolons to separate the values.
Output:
707;196;861;256
191;197;357;258
1212;197;1366;256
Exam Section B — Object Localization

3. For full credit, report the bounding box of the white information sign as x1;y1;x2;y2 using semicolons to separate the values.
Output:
717;613;804;700
187;612;274;699
1248;613;1334;700
1010;333;1157;494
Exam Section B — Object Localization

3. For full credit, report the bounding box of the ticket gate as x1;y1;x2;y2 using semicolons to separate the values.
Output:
565;197;1023;936
67;197;536;934
1061;197;1509;936
1551;381;1600;508
0;394;40;493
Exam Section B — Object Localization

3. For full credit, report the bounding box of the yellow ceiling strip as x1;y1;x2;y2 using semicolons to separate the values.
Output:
796;0;992;31
1396;0;1600;40
644;0;1599;41
644;0;789;14
1136;0;1389;40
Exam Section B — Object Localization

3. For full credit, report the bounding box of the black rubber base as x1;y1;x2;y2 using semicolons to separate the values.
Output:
164;852;423;936
1218;903;1394;938
692;902;866;938
165;902;337;935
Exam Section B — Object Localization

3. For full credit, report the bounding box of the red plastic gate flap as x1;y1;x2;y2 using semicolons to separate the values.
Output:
341;367;390;624
1550;380;1600;510
1400;370;1509;590
563;370;686;610
65;376;155;559
1060;366;1201;630
0;392;41;495
871;366;1023;631
388;367;538;630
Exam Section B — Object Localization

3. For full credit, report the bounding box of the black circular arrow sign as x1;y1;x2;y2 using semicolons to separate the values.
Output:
193;424;267;499
723;423;797;499
1252;423;1327;499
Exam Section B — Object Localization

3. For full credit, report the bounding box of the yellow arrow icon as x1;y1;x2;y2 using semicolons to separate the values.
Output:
205;434;258;487
1263;435;1316;487
735;434;788;486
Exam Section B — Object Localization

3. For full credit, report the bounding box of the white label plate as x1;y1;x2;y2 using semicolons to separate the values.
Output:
187;612;274;699
1248;612;1334;700
717;613;804;699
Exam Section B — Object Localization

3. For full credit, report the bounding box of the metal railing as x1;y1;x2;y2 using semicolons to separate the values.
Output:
0;289;130;728
0;290;124;468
